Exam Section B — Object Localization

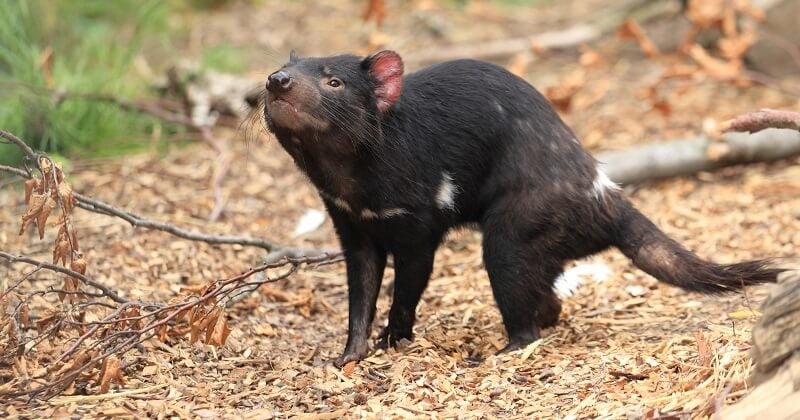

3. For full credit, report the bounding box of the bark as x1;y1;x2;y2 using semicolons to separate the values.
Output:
721;268;800;420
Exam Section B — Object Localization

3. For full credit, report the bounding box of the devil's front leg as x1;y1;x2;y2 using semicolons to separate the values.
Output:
330;215;387;368
376;242;437;349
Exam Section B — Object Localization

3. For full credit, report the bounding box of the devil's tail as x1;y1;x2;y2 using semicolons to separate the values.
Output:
612;199;782;293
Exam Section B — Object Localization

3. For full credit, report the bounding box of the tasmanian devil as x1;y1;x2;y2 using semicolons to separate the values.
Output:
263;50;782;367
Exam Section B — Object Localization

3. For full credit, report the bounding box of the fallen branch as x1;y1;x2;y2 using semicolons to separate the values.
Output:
405;0;677;65
598;128;800;185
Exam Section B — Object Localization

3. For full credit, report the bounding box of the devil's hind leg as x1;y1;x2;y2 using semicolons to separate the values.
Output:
481;212;565;353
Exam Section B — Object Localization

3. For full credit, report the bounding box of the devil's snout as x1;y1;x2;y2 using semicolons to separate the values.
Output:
267;70;293;93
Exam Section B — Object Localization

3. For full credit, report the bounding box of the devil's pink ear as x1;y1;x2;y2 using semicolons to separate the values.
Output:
362;50;404;113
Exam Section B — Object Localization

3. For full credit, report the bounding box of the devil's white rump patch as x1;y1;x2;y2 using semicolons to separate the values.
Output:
436;172;459;210
591;167;620;199
554;261;612;298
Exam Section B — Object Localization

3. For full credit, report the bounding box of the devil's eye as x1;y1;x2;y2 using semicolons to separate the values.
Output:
328;78;342;88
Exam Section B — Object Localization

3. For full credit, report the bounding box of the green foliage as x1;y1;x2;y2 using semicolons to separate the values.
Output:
0;0;173;164
202;44;249;74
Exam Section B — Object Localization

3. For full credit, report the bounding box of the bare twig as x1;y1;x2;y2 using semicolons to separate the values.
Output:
0;251;342;401
0;252;128;304
71;192;280;251
721;109;800;134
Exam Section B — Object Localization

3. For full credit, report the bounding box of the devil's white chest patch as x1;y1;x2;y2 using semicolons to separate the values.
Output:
435;172;459;210
320;191;409;220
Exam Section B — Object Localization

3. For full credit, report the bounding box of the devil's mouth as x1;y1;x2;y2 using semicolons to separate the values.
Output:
269;97;300;114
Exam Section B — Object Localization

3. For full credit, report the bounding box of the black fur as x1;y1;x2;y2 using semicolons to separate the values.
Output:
264;51;782;366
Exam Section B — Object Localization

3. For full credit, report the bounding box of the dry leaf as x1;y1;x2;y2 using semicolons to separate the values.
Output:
362;0;387;26
24;179;40;204
36;196;56;239
70;255;87;276
686;0;725;30
53;240;70;265
694;331;712;368
578;45;604;68
39;157;52;178
545;70;585;113
157;325;169;341
717;29;757;61
58;182;75;213
98;356;124;393
19;303;30;328
343;361;356;377
617;20;660;58
207;310;231;346
688;44;742;80
20;193;47;234
507;52;533;77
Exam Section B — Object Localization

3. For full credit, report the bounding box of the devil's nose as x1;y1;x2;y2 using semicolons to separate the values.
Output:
267;71;293;93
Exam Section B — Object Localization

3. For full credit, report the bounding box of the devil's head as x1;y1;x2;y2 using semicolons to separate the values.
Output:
264;50;403;151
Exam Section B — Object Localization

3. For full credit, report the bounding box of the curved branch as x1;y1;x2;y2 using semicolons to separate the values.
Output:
0;252;128;304
72;192;278;251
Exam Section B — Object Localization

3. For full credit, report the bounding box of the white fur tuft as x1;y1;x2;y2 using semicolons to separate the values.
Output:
554;262;611;298
435;172;459;210
591;168;620;199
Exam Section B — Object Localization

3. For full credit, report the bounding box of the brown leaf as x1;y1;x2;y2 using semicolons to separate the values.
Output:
36;196;56;239
157;325;169;341
545;70;585;113
19;193;47;235
54;162;64;183
58;182;75;213
98;356;124;394
651;98;672;117
617;20;660;58
39;157;52;178
578;45;604;68
60;276;79;303
686;0;725;30
688;44;742;80
201;307;222;344
71;229;79;252
507;52;533;77
362;0;387;26
694;331;713;368
53;240;70;265
190;306;208;344
343;361;356;377
24;179;40;204
19;303;30;328
207;309;231;346
70;255;87;276
717;29;757;61
35;311;61;333
55;223;67;244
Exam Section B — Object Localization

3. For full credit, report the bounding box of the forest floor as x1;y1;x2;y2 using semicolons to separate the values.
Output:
2;0;800;418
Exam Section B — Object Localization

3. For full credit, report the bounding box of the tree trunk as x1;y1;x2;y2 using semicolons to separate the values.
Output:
721;267;800;419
